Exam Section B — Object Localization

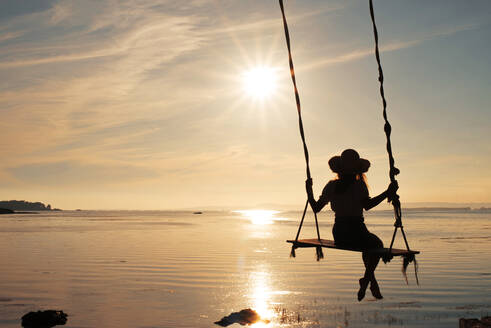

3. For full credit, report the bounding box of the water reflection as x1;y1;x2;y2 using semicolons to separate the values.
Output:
248;270;275;326
236;210;278;225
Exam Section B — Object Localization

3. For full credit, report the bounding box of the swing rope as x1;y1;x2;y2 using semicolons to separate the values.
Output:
279;0;323;261
279;0;419;282
369;0;418;284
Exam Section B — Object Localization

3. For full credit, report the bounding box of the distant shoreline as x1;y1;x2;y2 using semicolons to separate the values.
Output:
0;200;61;213
376;207;491;213
1;207;488;214
0;209;39;215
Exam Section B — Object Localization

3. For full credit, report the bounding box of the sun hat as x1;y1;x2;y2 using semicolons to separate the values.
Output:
328;149;370;174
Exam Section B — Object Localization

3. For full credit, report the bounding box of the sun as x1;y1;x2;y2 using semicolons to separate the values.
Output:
242;66;278;100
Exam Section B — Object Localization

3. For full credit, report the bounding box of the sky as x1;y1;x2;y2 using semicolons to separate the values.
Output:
0;0;490;210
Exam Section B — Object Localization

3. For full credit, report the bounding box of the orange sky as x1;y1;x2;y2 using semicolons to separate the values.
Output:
0;1;490;209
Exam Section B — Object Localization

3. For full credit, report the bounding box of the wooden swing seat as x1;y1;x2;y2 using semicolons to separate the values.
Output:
287;239;419;256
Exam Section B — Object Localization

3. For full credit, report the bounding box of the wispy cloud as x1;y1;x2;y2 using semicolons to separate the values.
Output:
0;31;24;43
202;6;341;37
0;1;208;170
0;9;204;69
49;1;72;25
302;40;420;71
302;22;481;71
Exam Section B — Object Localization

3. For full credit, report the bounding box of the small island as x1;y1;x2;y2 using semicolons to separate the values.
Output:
0;200;61;213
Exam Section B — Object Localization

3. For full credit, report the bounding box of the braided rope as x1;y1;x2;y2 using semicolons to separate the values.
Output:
369;0;418;284
279;0;323;260
368;0;402;224
279;0;311;181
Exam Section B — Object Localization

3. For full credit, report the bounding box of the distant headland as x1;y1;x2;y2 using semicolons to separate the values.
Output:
0;200;61;213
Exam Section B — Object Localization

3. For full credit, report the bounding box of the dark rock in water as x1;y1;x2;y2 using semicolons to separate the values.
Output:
215;308;269;327
0;208;14;214
21;310;68;328
460;316;491;328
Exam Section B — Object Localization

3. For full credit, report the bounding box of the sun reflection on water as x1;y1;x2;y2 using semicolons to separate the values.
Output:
248;270;275;326
235;210;278;225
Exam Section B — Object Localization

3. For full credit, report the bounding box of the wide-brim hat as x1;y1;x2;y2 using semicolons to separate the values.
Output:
329;149;370;174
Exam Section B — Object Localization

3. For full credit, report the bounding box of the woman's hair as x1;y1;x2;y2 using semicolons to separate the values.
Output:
334;173;368;193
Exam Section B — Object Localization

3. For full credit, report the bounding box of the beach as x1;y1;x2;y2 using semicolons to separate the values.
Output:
0;209;489;327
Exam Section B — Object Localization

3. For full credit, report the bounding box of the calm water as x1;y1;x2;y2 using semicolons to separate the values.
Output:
0;209;490;327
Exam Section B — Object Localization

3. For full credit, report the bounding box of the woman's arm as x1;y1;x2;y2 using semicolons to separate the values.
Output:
364;190;388;210
363;181;398;211
306;178;329;213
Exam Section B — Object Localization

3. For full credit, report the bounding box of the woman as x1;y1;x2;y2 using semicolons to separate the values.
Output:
306;149;398;301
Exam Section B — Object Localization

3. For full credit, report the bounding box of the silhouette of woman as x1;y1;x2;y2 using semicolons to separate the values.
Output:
306;149;398;301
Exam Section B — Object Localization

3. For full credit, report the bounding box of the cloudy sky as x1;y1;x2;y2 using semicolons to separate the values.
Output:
0;0;490;209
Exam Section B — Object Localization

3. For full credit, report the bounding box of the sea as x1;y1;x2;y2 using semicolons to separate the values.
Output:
0;209;489;328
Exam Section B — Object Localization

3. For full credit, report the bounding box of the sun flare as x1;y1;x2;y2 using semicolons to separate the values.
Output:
242;66;278;100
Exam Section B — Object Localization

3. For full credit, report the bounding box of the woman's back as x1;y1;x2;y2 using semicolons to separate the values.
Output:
323;178;368;217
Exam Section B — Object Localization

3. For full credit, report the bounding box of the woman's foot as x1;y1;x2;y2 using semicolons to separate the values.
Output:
370;279;383;300
357;277;369;301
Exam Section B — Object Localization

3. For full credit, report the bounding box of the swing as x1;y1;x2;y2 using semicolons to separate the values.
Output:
279;0;420;283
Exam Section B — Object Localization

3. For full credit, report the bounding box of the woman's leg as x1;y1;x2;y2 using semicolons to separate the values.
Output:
362;233;384;299
358;251;377;301
334;221;383;300
363;233;383;278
